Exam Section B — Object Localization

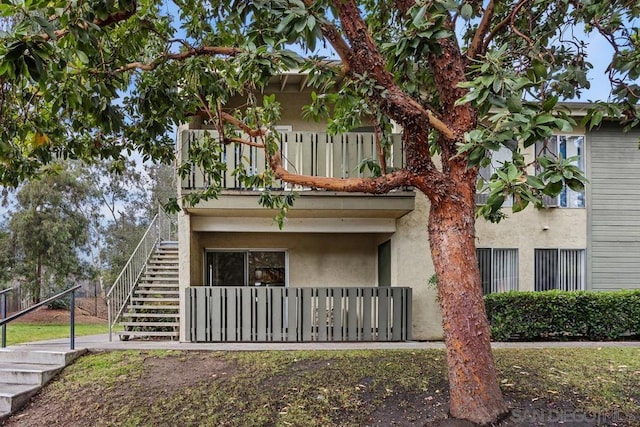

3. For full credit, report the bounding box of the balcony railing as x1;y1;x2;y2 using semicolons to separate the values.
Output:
180;130;404;190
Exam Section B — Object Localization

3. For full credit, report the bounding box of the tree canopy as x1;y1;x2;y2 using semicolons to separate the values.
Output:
1;0;639;424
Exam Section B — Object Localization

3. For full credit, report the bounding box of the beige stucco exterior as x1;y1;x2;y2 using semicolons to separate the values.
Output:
176;85;590;342
476;207;587;291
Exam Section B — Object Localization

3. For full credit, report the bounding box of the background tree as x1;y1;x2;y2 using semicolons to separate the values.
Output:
6;163;96;303
0;224;13;287
1;0;639;424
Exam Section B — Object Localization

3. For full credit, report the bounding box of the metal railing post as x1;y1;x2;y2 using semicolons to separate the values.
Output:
1;292;6;348
107;298;112;342
70;289;75;350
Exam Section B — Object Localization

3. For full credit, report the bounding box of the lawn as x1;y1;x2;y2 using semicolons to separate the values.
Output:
3;323;110;346
4;347;639;426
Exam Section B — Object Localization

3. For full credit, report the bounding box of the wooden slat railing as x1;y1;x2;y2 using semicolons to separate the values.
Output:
180;131;404;190
186;286;412;342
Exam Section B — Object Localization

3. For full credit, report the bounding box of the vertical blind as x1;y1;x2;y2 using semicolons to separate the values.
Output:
477;248;519;294
534;249;585;291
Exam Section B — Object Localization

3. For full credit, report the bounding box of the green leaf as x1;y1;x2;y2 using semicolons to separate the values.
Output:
76;50;89;64
460;3;473;20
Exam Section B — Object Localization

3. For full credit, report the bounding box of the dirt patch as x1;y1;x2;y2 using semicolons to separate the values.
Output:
11;305;106;325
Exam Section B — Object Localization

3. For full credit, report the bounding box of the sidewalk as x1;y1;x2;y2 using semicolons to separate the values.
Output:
9;333;640;353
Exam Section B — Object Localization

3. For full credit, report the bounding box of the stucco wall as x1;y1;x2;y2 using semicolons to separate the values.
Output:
192;232;383;288
476;207;587;291
389;190;587;340
392;193;443;340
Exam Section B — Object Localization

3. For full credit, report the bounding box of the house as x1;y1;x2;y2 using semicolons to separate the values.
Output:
107;72;640;342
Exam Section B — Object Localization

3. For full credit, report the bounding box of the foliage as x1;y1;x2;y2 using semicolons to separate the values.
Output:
0;225;13;286
485;290;640;341
2;0;640;423
6;163;97;302
0;0;637;216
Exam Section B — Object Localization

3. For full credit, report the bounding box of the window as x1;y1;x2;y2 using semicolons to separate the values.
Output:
534;249;585;291
476;248;519;294
476;145;514;207
205;250;286;287
535;135;585;208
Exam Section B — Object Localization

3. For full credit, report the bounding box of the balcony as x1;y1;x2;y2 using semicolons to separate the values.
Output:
178;130;415;219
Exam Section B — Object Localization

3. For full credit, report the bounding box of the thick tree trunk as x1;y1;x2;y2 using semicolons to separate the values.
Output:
428;191;509;425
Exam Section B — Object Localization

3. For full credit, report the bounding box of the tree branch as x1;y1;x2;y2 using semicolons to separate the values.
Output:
117;46;242;72
41;2;138;42
302;0;354;73
468;0;495;59
483;0;529;52
268;152;413;194
331;0;455;141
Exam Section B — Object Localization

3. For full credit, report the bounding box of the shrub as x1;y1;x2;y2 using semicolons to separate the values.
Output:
484;290;640;341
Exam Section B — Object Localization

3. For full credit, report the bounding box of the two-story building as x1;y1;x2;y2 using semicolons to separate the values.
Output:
108;71;640;343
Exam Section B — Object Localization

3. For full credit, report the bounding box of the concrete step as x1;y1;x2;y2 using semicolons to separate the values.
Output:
0;348;86;420
149;259;178;264
126;304;178;311
120;322;179;327
139;276;179;282
122;312;179;318
131;297;179;303
135;290;179;296
0;349;84;366
141;270;178;276
145;265;178;270
114;330;178;339
0;383;40;413
137;283;179;289
0;363;63;385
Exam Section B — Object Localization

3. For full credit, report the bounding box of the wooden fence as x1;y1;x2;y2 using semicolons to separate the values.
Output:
186;286;412;342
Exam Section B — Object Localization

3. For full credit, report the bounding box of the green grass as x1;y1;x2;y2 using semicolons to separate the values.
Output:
4;323;110;346
9;347;639;426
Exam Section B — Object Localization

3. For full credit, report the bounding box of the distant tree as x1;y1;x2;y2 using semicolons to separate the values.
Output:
0;225;13;287
7;164;96;303
144;162;177;219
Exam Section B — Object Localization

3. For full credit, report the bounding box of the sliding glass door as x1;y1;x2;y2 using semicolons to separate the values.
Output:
205;250;287;287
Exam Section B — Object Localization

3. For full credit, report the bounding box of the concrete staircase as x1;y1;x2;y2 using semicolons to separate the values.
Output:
0;348;85;421
115;242;179;341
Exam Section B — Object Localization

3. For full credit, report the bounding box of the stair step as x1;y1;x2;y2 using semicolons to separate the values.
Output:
127;304;178;311
135;289;179;295
131;297;179;303
137;285;178;290
142;270;177;275
0;383;40;413
120;322;179;327
115;330;179;338
149;259;178;264
138;283;179;288
0;350;84;366
122;312;179;318
140;276;178;282
145;265;178;270
0;363;62;385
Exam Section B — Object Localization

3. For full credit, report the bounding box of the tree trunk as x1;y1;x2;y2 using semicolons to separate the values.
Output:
428;192;509;425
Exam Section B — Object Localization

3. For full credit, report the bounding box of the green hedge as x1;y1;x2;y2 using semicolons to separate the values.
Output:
484;290;640;341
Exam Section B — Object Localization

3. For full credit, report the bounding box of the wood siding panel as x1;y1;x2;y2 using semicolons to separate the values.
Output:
589;126;640;291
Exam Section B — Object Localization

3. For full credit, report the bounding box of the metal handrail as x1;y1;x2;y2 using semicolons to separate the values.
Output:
0;288;13;348
105;206;177;341
0;285;81;349
106;213;160;341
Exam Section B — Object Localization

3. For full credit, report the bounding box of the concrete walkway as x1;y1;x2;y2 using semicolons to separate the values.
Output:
8;334;640;353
